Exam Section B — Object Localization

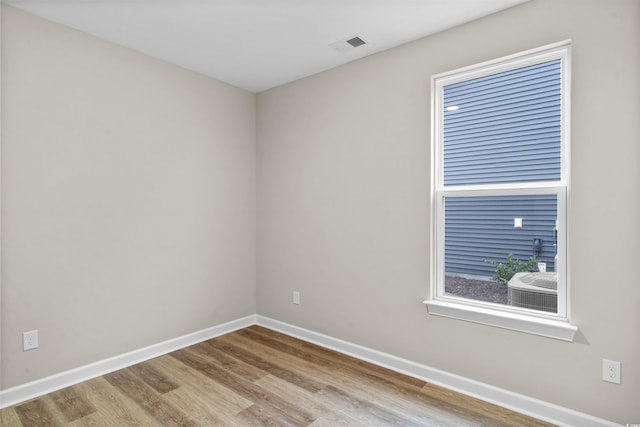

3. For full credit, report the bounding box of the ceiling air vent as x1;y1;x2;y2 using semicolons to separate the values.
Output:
329;35;367;53
346;36;366;48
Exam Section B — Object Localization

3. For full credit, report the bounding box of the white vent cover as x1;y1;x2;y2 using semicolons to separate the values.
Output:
329;35;367;53
508;272;557;313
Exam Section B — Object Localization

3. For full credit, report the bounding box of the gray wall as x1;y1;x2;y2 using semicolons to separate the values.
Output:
2;0;638;424
257;0;639;423
1;5;256;388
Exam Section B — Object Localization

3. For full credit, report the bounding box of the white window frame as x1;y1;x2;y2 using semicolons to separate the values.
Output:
424;41;577;341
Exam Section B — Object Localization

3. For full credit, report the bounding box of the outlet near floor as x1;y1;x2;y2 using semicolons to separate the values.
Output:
23;330;39;351
602;359;621;384
293;291;300;305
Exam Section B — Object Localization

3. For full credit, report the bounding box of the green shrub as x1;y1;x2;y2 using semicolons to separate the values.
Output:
484;254;539;285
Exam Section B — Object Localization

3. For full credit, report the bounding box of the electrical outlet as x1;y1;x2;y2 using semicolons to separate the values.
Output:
602;359;621;384
23;330;39;351
293;291;300;305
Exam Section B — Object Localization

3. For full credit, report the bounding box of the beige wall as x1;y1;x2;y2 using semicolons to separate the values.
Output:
2;0;638;423
257;0;639;423
1;5;256;388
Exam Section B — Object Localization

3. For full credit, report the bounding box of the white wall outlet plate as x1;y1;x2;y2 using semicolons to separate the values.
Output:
602;359;621;384
23;330;39;351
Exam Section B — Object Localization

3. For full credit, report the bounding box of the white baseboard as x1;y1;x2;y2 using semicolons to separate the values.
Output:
255;315;619;427
0;314;257;409
0;313;618;426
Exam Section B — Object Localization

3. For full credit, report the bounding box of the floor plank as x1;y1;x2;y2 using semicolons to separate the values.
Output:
127;361;180;395
13;398;65;427
220;328;478;425
315;383;424;427
49;387;97;422
206;338;325;393
73;377;160;427
0;404;24;427
254;374;366;426
0;326;557;426
104;368;196;426
171;347;317;426
233;326;529;426
161;384;227;426
148;355;254;420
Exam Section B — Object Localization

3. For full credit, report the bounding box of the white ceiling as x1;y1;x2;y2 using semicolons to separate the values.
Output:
4;0;528;93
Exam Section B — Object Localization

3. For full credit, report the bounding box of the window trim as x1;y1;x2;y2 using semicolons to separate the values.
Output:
425;41;577;341
423;299;578;341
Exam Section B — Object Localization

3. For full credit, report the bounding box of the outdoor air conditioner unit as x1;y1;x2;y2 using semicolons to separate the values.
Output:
507;272;557;313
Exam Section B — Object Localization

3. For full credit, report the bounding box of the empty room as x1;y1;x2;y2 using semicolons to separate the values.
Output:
0;0;638;425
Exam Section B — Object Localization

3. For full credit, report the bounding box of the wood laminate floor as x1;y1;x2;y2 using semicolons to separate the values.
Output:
0;326;556;426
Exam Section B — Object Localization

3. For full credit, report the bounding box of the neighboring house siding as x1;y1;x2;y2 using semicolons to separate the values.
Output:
442;59;561;279
443;59;561;186
444;194;557;278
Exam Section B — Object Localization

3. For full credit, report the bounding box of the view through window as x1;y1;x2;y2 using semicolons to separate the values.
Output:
432;42;570;319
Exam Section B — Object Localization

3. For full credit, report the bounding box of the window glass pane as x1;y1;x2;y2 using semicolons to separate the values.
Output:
444;194;558;312
443;60;561;186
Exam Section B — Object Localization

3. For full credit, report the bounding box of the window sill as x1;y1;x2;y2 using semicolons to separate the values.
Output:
423;299;577;342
